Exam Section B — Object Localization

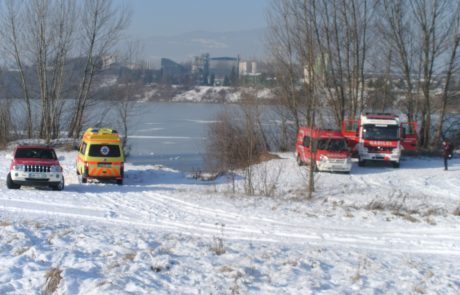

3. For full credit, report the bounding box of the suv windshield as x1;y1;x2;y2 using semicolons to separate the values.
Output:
15;148;57;160
88;144;121;157
316;138;348;152
362;124;399;141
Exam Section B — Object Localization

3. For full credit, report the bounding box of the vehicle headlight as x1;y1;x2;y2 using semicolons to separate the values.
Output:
50;165;62;172
14;164;26;171
320;155;328;162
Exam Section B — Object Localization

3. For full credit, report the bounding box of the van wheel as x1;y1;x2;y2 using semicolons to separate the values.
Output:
6;173;20;189
312;161;319;172
79;174;87;183
392;161;400;168
116;179;123;185
52;177;65;191
296;154;303;166
80;167;88;183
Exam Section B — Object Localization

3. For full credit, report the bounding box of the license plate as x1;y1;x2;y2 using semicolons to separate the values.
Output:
29;173;47;178
98;163;111;167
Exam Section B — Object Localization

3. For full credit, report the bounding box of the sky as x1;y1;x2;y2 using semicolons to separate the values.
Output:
112;0;271;62
119;0;271;38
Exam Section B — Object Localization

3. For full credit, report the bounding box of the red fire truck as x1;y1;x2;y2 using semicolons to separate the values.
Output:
342;113;417;168
296;127;352;173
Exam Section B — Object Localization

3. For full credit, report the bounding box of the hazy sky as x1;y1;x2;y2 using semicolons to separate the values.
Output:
119;0;271;38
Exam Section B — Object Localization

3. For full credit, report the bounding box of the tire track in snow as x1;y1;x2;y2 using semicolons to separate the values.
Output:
2;191;460;256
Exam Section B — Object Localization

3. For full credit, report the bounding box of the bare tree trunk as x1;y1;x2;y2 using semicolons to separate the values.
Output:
435;34;460;143
28;0;51;142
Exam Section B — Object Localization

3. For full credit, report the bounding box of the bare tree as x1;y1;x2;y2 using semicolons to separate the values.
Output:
307;0;371;125
267;0;303;131
379;0;460;148
67;0;129;139
434;5;460;143
0;0;129;142
267;0;330;198
0;0;33;138
379;0;419;122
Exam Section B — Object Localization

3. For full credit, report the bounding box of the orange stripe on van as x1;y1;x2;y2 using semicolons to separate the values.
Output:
89;168;97;176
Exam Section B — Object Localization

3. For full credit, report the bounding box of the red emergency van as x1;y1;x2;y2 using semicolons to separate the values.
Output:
296;127;352;173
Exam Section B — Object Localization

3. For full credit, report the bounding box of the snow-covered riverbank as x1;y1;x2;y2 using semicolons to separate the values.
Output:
1;150;460;294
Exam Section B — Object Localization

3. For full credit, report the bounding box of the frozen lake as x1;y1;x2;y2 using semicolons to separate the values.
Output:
126;102;233;171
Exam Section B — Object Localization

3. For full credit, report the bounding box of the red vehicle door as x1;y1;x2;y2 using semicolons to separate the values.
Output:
400;122;417;151
342;119;359;148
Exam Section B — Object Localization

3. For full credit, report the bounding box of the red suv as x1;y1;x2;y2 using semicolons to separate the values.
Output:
6;145;65;191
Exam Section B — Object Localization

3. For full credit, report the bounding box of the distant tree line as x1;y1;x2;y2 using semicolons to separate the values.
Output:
267;0;460;151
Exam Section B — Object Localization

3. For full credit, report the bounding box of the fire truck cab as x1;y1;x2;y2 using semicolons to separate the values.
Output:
296;127;352;173
342;113;417;168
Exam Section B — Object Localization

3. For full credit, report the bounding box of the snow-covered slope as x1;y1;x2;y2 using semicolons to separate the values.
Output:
1;151;460;294
172;86;274;103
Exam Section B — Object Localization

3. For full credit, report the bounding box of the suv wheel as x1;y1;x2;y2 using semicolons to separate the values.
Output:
52;177;65;191
6;173;20;189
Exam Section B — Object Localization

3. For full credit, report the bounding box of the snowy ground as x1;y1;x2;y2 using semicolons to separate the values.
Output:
172;86;274;103
1;150;460;294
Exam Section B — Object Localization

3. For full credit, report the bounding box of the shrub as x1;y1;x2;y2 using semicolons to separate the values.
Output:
205;109;267;173
0;99;12;147
43;267;62;294
454;206;460;216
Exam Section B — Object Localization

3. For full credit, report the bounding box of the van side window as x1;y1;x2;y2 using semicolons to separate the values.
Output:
303;136;310;147
80;143;87;155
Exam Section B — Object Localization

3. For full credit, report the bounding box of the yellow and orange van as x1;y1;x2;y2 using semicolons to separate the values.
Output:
76;128;125;185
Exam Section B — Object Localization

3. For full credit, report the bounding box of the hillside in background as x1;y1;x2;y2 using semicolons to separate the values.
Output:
140;28;267;65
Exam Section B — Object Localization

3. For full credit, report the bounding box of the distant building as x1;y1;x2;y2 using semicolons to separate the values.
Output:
161;58;187;83
101;55;117;69
238;60;267;86
192;53;210;85
239;60;258;76
209;57;239;86
251;61;257;74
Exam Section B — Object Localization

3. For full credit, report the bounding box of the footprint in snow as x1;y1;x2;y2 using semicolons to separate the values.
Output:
105;211;119;218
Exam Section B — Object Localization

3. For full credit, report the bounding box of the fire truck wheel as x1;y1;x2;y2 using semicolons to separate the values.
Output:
392;161;400;168
6;173;20;189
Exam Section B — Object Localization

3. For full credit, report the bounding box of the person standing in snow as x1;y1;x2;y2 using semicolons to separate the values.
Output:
442;140;451;170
